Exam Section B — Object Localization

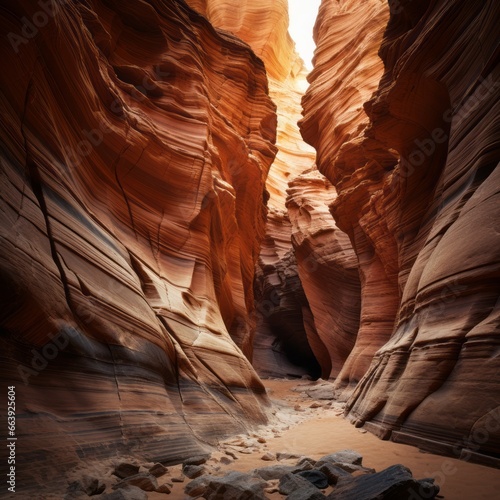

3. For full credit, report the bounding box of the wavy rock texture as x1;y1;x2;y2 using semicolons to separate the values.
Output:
186;0;326;377
253;64;324;379
0;0;277;493
302;0;500;463
185;0;295;80
301;0;391;396
287;169;361;379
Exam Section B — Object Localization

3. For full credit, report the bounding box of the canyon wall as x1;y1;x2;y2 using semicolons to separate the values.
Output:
302;0;500;464
1;1;499;491
0;0;277;493
187;0;362;379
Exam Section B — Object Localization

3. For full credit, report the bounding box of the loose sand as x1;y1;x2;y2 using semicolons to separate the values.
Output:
149;379;500;499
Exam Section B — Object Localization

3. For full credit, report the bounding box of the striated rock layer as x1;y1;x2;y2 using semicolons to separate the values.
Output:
301;0;391;396
253;64;325;379
186;0;320;377
302;0;500;464
187;0;362;379
0;0;277;493
287;168;361;379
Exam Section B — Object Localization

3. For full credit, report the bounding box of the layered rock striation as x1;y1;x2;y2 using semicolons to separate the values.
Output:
301;0;391;396
187;0;362;379
0;0;277;493
302;0;500;463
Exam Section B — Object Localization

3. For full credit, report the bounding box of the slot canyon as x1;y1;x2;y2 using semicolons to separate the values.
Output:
0;0;499;498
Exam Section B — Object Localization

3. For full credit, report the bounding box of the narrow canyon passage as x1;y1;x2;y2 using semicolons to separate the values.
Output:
0;0;499;498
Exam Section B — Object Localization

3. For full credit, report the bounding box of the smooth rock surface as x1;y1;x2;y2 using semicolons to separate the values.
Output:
326;464;439;500
0;0;276;494
301;0;500;460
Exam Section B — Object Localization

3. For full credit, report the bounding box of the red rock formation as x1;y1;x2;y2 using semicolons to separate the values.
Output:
253;65;325;379
286;169;361;379
302;0;500;464
185;0;295;80
0;0;277;493
301;0;391;395
186;0;328;377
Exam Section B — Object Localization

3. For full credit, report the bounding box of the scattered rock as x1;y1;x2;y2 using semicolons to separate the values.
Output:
238;448;254;454
183;455;208;466
315;450;363;468
278;473;314;495
264;479;280;494
310;402;323;408
185;471;267;500
252;460;311;481
261;452;276;461
67;475;106;496
296;470;329;489
113;463;140;479
225;450;238;459
288;482;326;500
277;452;300;461
171;476;185;483
148;463;168;478
220;456;233;465
305;385;335;400
96;485;148;500
334;463;375;474
326;464;439;499
257;437;267;443
298;459;316;470
316;463;352;485
358;429;367;434
182;464;205;479
294;404;304;411
297;456;317;467
113;473;158;492
155;483;171;494
184;475;211;497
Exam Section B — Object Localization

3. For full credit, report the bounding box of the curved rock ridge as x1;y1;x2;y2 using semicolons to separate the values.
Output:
302;0;500;463
253;209;322;378
286;169;361;379
185;0;339;377
185;0;295;80
0;0;278;493
252;60;329;379
301;0;391;394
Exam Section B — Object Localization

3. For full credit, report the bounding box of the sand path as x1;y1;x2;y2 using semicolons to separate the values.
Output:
151;379;500;499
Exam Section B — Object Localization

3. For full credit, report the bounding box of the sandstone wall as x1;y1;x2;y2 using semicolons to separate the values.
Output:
0;0;277;493
187;0;362;379
302;0;500;463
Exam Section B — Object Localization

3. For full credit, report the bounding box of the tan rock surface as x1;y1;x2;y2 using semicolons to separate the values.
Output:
187;0;362;379
185;0;295;80
302;0;500;461
0;0;277;494
300;0;391;395
287;169;361;379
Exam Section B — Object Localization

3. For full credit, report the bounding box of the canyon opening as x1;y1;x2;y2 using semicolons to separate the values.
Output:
0;0;499;499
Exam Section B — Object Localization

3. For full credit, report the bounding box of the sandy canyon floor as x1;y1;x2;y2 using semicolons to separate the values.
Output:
95;379;500;499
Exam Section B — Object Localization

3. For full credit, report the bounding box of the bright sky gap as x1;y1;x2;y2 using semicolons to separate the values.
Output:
287;0;321;69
